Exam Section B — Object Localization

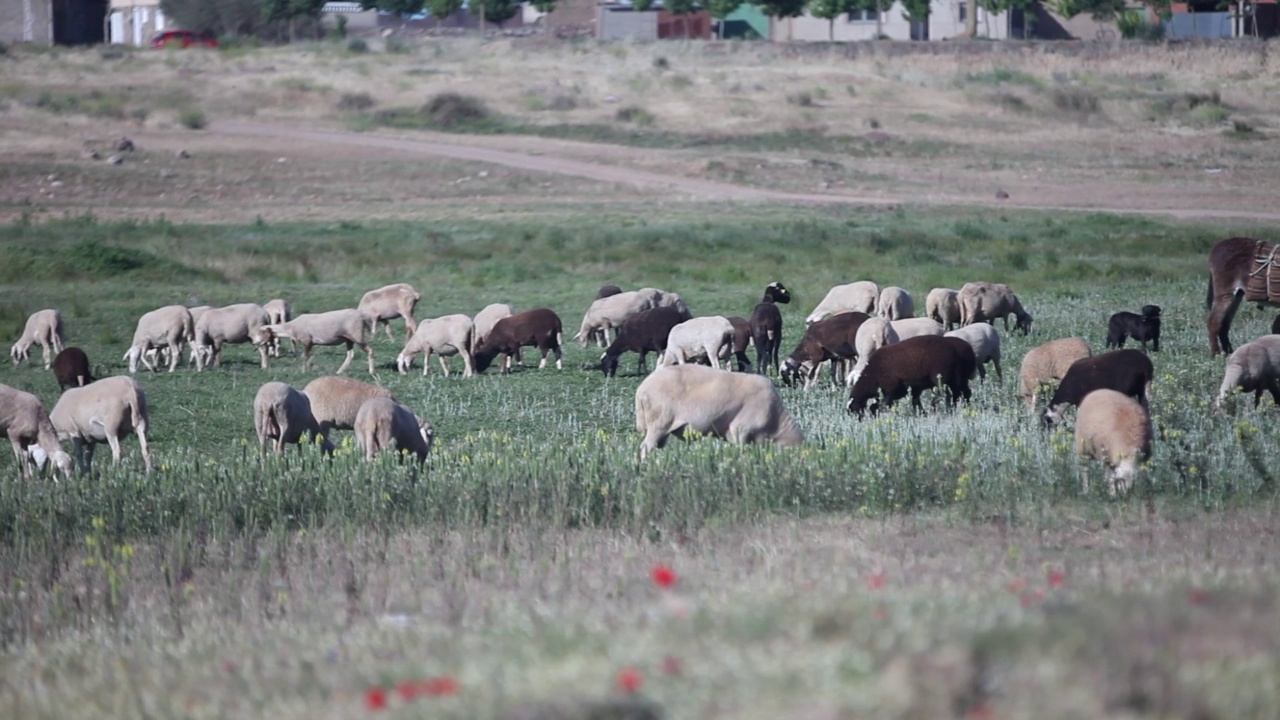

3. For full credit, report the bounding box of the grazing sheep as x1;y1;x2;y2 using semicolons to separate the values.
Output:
601;305;688;378
264;309;374;375
1216;335;1280;409
877;287;915;321
52;347;95;390
263;298;292;356
958;282;1033;334
577;291;657;348
146;305;211;369
358;283;420;340
587;285;624;345
926;288;962;331
944;323;1003;382
847;335;975;418
634;364;803;460
889;317;945;341
1019;338;1092;411
473;308;564;374
193;303;273;371
396;314;474;377
124;305;195;374
0;383;73;479
1106;305;1162;352
474;303;516;346
302;376;395;439
1043;349;1154;428
49;376;151;472
1074;389;1153;496
659;316;736;370
780;312;869;389
1273;315;1280;336
846;316;900;386
727;316;754;372
354;396;435;463
638;288;693;318
10;309;64;369
253;382;334;454
750;282;792;376
807;281;878;324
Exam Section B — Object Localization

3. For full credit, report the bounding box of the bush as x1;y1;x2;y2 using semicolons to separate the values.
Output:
421;93;489;128
1051;87;1100;116
787;91;814;107
337;92;376;111
385;36;412;54
347;37;369;53
178;108;208;130
615;106;654;126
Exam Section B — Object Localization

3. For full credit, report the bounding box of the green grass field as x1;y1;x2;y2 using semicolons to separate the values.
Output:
3;208;1280;719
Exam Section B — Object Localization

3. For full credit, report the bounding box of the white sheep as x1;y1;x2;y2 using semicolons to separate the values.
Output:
577;291;656;347
807;281;878;324
1;383;73;479
1075;389;1152;496
49;376;151;472
9;309;65;370
474;303;520;365
958;282;1033;334
354;396;435;463
124;305;195;374
635;364;804;460
1019;337;1091;411
146;305;211;369
659;316;735;370
264;309;374;374
1216;335;1280;409
253;381;333;454
945;323;1003;382
640;288;692;318
263;298;292;357
193;303;273;371
396;314;474;377
889;317;944;341
877;287;915;321
302;375;395;439
846;316;900;386
926;288;961;331
358;283;420;340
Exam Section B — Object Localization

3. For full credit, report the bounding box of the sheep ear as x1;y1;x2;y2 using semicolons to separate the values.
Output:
599;352;607;361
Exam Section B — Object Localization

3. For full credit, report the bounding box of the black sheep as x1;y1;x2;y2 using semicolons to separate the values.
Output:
780;312;869;388
473;309;563;374
600;305;687;377
51;347;94;390
1043;349;1154;427
1105;304;1161;352
749;282;791;377
846;335;975;418
726;316;753;372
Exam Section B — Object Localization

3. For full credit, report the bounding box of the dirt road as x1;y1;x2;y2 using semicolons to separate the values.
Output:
219;121;1280;223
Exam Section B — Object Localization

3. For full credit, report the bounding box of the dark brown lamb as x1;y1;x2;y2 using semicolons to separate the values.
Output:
846;335;975;418
52;347;94;390
781;312;870;387
473;309;564;374
600;305;689;377
1042;349;1154;427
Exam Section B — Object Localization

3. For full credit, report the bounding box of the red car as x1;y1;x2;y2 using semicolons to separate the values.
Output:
150;30;218;49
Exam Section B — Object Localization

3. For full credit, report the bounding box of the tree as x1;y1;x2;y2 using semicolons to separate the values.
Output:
847;0;886;38
469;0;521;30
665;0;698;37
900;0;928;37
1046;0;1125;20
807;0;854;40
423;0;464;27
530;0;556;27
263;0;328;40
359;0;427;18
977;0;1034;36
705;0;743;37
758;0;808;20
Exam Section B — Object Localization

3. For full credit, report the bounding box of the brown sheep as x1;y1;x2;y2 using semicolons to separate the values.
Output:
847;335;975;418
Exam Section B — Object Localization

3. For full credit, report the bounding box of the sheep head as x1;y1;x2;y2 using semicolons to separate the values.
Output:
764;282;792;305
600;352;620;378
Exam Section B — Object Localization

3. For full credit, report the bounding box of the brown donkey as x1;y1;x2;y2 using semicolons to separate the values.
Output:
1207;236;1280;356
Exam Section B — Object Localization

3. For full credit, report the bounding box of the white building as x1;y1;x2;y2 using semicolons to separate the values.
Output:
773;0;1013;41
107;0;166;46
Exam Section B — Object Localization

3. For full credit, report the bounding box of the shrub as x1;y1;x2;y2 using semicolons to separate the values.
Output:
787;91;814;107
990;91;1030;113
421;93;489;128
1051;87;1100;116
337;92;376;111
347;37;369;53
178;108;208;130
653;56;670;70
615;106;654;126
385;36;412;54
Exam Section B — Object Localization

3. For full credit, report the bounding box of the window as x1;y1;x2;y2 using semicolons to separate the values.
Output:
958;2;966;22
848;8;881;21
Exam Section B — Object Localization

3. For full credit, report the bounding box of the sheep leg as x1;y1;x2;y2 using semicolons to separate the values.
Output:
74;438;92;474
911;387;925;413
554;344;563;371
136;426;151;472
9;434;31;481
257;342;269;370
977;363;986;382
42;342;52;370
363;343;375;375
993;357;1003;382
302;344;313;372
334;342;355;374
106;433;123;465
538;349;549;370
462;349;473;378
167;342;181;373
708;345;721;371
502;353;512;374
438;353;451;378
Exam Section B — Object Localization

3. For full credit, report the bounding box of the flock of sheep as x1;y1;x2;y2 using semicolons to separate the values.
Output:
3;268;1278;493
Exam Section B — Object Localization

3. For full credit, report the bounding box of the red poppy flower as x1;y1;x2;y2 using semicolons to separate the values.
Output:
422;676;459;697
1047;568;1066;589
396;681;419;701
617;667;643;694
651;564;676;589
365;687;388;711
867;570;886;591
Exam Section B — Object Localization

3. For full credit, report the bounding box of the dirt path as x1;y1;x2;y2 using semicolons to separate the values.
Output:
215;121;1280;223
